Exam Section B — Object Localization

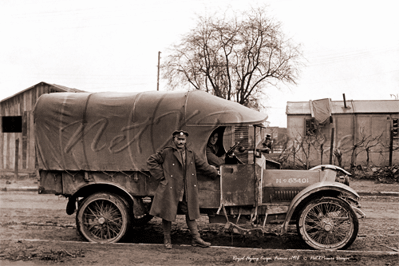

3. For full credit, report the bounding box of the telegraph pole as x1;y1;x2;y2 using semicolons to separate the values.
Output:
157;51;161;91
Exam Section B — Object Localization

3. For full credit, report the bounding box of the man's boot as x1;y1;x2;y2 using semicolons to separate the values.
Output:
186;217;211;248
162;219;172;249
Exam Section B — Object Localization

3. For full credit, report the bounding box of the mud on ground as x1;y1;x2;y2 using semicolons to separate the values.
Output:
0;175;398;265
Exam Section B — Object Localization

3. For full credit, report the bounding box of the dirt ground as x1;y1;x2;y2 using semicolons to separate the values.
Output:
0;191;398;265
0;175;398;265
350;178;399;193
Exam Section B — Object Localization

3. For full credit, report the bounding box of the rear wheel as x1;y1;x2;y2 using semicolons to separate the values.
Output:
76;192;131;243
297;197;358;250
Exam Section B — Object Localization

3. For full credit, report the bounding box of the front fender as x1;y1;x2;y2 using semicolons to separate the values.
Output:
280;181;359;233
309;164;352;176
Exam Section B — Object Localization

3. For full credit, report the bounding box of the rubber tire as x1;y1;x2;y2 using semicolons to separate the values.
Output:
297;196;359;250
76;192;131;243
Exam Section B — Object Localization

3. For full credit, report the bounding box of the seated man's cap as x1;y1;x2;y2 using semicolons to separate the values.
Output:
172;130;189;137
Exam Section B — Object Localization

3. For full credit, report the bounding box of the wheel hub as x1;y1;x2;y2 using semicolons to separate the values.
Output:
324;224;332;231
321;217;334;231
98;217;106;224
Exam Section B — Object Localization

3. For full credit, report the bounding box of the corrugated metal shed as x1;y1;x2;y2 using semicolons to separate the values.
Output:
286;98;399;168
287;100;399;115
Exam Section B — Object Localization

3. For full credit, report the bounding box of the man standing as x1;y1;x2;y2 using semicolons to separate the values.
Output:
147;130;219;249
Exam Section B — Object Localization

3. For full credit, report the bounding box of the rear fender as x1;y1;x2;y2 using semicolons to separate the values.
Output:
280;181;359;233
66;183;145;217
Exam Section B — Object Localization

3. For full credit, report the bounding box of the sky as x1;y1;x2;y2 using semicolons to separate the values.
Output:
0;0;398;127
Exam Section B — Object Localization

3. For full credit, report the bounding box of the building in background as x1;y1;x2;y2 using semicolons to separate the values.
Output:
0;82;85;174
265;126;288;153
286;98;399;168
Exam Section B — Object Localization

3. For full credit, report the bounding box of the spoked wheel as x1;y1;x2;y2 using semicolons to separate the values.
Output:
76;192;131;243
297;197;358;250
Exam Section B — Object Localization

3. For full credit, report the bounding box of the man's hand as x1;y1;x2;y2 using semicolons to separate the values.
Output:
226;141;240;156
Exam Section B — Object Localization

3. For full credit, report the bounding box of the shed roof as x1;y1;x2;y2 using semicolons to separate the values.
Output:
0;81;86;103
287;99;399;115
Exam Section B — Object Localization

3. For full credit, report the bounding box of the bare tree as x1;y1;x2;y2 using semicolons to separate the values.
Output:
333;148;343;167
349;129;384;172
162;6;303;109
276;128;321;169
292;131;328;169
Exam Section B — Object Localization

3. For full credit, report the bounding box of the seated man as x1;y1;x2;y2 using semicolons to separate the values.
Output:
206;132;225;167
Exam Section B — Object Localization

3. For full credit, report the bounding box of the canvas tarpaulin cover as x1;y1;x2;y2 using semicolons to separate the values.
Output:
310;98;332;124
34;91;267;171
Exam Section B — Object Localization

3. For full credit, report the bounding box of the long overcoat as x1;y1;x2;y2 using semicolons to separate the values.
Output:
147;143;219;221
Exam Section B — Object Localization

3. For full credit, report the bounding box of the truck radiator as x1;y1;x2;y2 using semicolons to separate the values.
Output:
263;188;301;203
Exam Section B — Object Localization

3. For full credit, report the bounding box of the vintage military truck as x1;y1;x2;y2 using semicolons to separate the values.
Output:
34;90;365;250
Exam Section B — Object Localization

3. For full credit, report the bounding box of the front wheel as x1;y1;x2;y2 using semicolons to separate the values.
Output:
297;197;358;250
76;192;131;243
